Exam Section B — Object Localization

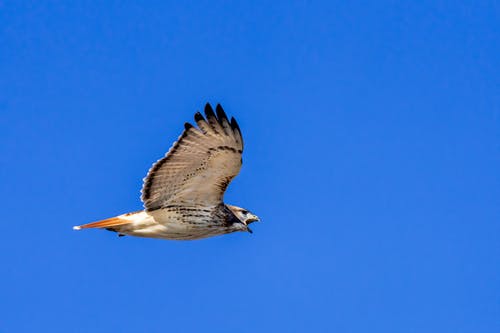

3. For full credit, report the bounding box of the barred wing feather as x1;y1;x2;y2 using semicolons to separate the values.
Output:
141;104;244;211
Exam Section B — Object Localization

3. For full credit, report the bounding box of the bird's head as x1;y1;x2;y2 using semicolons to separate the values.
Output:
227;205;260;233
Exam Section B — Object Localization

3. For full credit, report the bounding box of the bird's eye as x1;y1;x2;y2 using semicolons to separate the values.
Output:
241;210;248;215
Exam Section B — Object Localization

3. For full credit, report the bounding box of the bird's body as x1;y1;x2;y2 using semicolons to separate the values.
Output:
74;104;259;240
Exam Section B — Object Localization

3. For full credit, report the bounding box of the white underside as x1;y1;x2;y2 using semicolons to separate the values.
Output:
114;210;232;240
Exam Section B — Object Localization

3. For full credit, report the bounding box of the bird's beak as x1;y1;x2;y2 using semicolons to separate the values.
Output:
247;214;260;223
245;214;259;234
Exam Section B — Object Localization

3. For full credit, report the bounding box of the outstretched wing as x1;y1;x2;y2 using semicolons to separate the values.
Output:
141;103;244;211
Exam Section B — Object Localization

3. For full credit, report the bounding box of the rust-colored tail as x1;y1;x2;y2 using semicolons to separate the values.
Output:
73;215;131;230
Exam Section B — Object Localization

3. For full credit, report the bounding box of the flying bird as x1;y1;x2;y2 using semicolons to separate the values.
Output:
73;103;260;240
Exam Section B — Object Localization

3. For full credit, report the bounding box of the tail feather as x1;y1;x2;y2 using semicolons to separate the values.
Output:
73;215;132;230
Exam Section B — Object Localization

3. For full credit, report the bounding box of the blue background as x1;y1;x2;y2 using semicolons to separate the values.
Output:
1;1;498;332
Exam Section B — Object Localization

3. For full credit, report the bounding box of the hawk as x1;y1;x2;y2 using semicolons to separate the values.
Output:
73;103;260;240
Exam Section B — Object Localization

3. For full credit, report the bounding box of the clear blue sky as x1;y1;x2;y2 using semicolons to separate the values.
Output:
1;1;498;332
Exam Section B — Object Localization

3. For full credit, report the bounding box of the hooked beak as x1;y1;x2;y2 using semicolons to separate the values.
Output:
246;214;260;233
247;214;260;223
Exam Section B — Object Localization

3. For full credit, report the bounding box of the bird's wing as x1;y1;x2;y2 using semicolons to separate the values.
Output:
141;104;244;211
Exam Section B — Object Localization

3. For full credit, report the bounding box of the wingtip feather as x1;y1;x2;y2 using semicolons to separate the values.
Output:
204;103;215;116
230;117;241;132
215;104;228;122
194;111;205;122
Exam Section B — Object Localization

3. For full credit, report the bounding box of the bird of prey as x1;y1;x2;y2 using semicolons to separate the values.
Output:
73;103;260;240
